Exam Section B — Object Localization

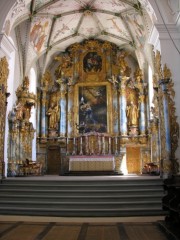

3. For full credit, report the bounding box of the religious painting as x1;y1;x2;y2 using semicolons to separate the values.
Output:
83;52;102;72
78;85;107;134
30;19;49;53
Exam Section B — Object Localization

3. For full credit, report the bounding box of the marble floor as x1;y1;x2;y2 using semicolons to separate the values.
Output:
0;218;171;240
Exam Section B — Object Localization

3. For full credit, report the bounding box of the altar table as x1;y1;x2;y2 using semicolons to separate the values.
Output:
69;155;115;171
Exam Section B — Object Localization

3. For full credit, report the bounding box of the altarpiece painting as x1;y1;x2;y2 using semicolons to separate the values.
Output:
74;82;112;135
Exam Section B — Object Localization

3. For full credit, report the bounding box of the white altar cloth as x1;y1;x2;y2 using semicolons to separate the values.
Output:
69;155;115;171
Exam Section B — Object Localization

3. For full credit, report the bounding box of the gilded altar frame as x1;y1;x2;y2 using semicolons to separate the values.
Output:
74;82;113;136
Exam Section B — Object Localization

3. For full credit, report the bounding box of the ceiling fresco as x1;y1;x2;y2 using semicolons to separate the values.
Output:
2;0;156;75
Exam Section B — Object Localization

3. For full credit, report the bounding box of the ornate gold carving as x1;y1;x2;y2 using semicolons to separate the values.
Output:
55;54;73;79
134;68;144;93
46;102;59;130
117;51;131;76
60;90;67;99
142;150;151;165
81;40;105;51
163;64;171;79
153;51;179;173
153;75;158;89
162;160;172;172
121;76;129;86
114;155;121;172
0;57;9;177
8;76;36;173
126;102;139;127
134;67;143;83
68;43;81;53
151;90;159;120
102;42;113;50
67;107;74;128
165;67;179;173
139;136;147;144
16;76;36;106
154;50;163;80
84;74;100;82
139;95;145;103
41;70;53;89
150;119;159;134
15;77;36;122
0;57;9;90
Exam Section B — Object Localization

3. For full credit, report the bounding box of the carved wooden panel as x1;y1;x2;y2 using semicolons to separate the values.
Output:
47;146;61;175
126;147;140;174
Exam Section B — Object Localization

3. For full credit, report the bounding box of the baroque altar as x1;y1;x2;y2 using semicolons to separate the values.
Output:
35;39;150;175
6;40;179;177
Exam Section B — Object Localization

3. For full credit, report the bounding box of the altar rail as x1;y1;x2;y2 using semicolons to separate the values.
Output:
67;133;119;156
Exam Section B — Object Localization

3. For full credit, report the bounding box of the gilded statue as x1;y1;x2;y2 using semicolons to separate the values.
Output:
41;71;52;89
24;107;31;121
47;102;59;129
55;54;72;79
117;50;129;75
0;57;9;88
15;102;24;120
126;101;139;126
23;76;29;90
134;68;143;84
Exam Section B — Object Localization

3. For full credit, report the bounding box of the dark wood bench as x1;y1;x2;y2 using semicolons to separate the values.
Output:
163;175;180;224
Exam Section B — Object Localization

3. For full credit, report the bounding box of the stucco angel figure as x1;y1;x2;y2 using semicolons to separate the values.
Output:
55;55;72;78
118;51;129;74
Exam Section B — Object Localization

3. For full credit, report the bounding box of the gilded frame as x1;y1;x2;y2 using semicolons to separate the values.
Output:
74;82;112;135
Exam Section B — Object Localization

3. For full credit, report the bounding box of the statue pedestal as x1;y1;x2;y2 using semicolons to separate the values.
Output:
48;130;58;138
128;126;138;136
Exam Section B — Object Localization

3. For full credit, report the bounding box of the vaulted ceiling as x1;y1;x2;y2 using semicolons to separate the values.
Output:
3;0;156;77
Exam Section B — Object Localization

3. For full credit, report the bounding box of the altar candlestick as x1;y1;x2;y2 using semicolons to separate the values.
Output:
108;137;112;154
115;137;118;155
85;135;89;155
79;136;83;155
102;136;105;155
72;137;76;155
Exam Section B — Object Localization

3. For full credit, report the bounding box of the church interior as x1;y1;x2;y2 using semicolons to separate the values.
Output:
0;0;180;239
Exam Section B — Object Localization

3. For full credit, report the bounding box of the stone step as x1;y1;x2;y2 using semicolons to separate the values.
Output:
0;194;163;202
0;188;164;197
0;206;165;217
0;177;166;217
0;200;162;208
0;184;163;191
2;178;163;186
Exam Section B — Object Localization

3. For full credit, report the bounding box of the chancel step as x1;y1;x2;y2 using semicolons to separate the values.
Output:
0;177;167;217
